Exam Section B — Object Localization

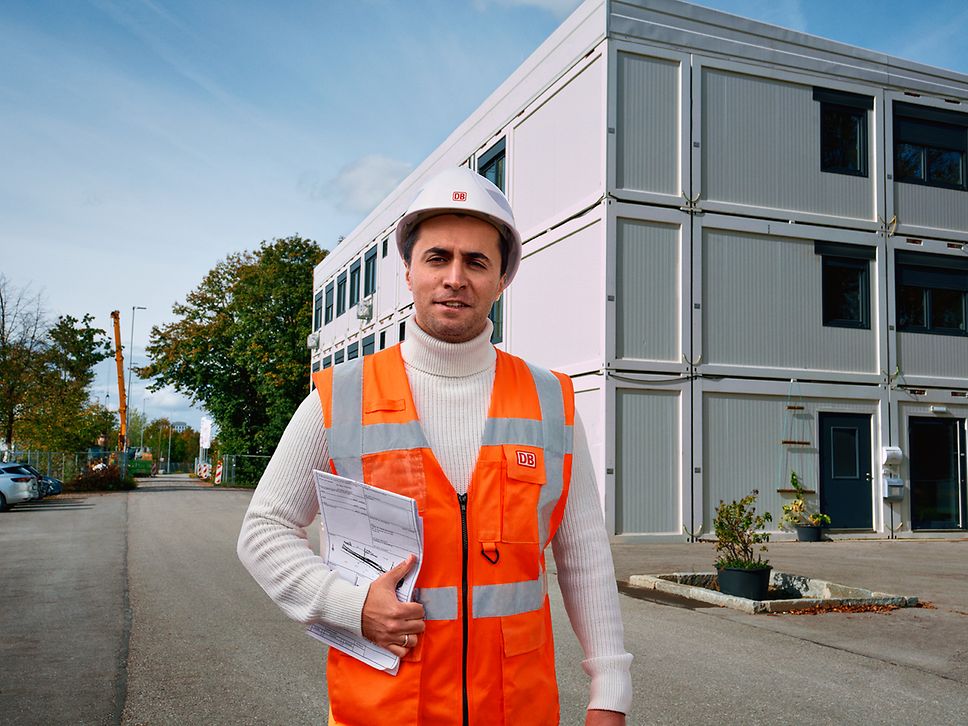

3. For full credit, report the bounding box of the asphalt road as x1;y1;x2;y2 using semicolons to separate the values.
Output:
2;478;968;725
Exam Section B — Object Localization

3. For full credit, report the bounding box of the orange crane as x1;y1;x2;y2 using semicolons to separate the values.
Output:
110;311;127;453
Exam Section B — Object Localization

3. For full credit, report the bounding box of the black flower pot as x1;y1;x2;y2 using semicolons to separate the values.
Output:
717;566;772;600
795;525;823;542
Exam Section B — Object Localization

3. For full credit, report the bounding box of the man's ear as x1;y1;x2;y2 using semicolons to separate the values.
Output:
405;265;412;292
494;276;507;302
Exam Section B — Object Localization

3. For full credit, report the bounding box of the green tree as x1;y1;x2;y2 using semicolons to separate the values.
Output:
0;277;112;451
140;237;325;470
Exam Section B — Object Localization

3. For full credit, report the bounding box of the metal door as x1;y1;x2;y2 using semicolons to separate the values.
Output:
909;417;967;530
819;413;873;530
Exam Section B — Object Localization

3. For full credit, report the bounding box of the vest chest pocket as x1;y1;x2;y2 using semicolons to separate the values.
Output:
501;445;545;544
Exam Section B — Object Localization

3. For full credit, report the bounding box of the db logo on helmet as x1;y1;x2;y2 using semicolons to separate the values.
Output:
452;191;467;202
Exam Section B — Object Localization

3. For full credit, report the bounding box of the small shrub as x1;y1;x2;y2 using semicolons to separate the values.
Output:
66;464;137;492
714;489;772;570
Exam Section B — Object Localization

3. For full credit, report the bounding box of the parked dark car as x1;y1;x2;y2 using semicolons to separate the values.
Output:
21;464;62;497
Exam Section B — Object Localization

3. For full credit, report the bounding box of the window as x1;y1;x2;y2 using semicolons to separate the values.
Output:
311;360;320;373
399;320;406;342
896;251;968;336
364;246;377;297
815;242;874;329
322;355;332;369
336;272;347;317
488;296;504;344
349;260;361;307
379;330;387;350
347;342;359;360
334;348;344;365
894;102;968;190
313;290;323;331
324;283;334;324
382;238;389;258
362;334;375;356
478;138;506;191
814;88;872;177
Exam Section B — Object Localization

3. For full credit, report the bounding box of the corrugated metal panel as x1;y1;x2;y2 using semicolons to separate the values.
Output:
616;219;680;362
512;57;604;235
895;183;968;234
702;229;877;372
896;331;968;379
703;394;816;532
703;393;878;533
616;388;680;534
510;218;604;370
615;52;679;195
702;69;873;220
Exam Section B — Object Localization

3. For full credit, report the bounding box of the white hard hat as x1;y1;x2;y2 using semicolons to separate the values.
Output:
395;166;522;285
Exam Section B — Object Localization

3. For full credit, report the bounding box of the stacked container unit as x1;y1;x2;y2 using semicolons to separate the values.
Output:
310;0;968;541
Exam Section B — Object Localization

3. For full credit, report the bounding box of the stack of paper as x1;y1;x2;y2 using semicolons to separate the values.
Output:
306;469;423;675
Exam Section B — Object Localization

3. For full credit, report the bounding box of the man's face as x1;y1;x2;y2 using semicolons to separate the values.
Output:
405;214;505;344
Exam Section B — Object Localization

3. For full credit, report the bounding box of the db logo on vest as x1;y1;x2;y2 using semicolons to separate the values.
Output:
516;450;537;468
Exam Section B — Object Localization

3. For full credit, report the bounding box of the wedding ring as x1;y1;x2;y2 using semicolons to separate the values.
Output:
401;633;410;647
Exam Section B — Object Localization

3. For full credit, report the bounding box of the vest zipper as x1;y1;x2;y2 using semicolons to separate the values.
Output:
457;492;469;726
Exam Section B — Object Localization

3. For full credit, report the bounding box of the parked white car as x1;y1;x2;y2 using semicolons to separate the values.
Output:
0;463;39;511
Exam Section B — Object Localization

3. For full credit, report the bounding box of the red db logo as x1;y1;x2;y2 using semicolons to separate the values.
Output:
516;451;537;468
452;191;467;202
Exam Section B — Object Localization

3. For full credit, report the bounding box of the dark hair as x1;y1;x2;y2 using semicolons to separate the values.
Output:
404;216;509;277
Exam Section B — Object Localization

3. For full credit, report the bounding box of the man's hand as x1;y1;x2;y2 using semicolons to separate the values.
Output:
361;554;425;658
586;709;626;726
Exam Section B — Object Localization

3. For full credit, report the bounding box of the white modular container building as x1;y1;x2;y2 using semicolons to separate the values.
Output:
309;0;968;541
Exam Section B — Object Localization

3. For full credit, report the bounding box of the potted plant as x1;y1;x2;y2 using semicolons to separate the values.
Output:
779;471;831;542
714;490;773;600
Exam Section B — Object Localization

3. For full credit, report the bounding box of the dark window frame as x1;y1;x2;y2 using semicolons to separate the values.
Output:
895;250;968;337
349;260;361;307
347;342;359;360
322;355;332;369
399;320;406;343
815;242;874;330
336;272;347;317
313;290;323;331
488;296;504;344
364;246;377;297
382;238;389;258
893;102;968;192
334;349;344;365
478;138;506;192
379;330;387;350
362;334;375;357
813;88;872;178
324;282;334;325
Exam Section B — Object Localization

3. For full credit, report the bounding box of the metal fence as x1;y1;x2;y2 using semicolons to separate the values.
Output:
219;454;271;487
0;450;194;480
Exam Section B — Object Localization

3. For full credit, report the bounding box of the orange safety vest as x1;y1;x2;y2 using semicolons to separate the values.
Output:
312;344;574;726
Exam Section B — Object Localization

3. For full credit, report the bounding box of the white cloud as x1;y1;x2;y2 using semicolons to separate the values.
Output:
319;154;413;216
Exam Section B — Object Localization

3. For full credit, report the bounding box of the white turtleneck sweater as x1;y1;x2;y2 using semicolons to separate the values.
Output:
237;320;633;714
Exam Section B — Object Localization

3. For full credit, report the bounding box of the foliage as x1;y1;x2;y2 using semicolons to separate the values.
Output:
779;471;832;530
0;276;112;451
65;463;136;492
139;237;325;461
714;490;772;570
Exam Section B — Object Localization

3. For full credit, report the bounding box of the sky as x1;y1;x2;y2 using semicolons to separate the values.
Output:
3;0;967;433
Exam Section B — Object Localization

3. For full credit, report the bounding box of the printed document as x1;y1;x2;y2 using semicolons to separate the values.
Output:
306;469;423;674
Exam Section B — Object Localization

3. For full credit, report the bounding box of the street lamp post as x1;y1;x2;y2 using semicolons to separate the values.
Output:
122;305;146;479
167;422;173;475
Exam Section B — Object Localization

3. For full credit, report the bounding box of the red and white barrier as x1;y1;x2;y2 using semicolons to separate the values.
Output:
214;461;223;485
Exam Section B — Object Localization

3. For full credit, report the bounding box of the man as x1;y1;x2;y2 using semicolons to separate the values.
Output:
238;167;632;725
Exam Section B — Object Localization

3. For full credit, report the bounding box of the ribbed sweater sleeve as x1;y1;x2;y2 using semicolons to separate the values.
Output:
552;414;634;714
237;391;369;634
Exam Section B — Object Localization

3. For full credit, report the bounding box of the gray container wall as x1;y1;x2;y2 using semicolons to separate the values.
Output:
701;392;880;534
896;331;968;381
701;228;878;374
615;387;681;534
895;183;968;236
615;218;680;362
701;69;874;221
614;51;680;196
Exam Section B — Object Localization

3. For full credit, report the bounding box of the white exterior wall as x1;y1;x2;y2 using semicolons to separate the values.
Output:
308;0;968;540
